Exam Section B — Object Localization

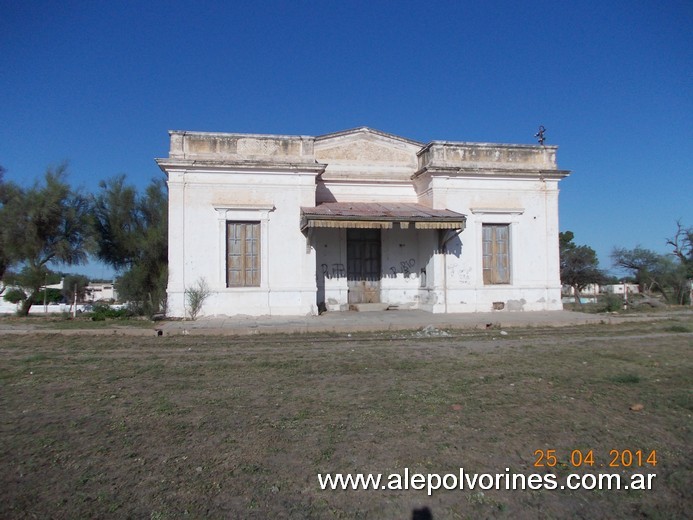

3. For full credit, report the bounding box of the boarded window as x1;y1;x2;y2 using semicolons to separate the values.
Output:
482;224;510;284
227;222;260;287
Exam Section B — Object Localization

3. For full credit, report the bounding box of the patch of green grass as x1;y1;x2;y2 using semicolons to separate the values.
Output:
133;363;166;376
665;324;691;333
23;353;50;363
153;398;181;416
609;373;641;384
669;390;693;411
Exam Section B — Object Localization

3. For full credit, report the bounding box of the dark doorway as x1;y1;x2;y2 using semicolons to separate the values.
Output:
347;228;381;303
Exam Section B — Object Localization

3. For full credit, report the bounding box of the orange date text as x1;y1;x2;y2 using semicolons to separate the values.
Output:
533;449;657;468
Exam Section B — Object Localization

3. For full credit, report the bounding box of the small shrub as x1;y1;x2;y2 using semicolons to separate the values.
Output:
90;302;132;321
601;293;623;312
3;288;26;304
185;278;211;320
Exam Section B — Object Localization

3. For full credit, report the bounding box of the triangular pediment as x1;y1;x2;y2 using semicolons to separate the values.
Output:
314;127;422;166
316;127;423;146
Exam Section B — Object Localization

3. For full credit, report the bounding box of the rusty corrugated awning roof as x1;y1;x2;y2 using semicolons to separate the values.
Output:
300;202;466;231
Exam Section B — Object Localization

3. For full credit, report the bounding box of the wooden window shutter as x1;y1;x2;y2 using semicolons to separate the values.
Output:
226;222;261;287
482;224;510;284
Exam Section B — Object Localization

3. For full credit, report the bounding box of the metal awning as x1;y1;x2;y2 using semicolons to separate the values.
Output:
300;202;466;231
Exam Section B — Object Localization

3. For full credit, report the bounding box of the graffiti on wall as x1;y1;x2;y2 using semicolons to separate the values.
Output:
389;258;416;278
322;259;418;279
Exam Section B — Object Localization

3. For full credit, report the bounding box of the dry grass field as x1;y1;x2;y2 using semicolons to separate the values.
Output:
1;317;691;519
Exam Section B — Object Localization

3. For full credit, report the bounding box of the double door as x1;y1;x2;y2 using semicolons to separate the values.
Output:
346;229;381;304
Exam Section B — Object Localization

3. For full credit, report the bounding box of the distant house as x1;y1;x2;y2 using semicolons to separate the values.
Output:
85;283;117;302
561;283;600;304
156;127;570;317
603;283;640;296
562;284;601;297
45;279;65;291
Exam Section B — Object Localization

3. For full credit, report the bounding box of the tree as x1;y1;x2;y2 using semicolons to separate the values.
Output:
0;165;6;282
611;246;664;295
62;274;89;305
610;246;661;292
0;166;92;315
3;287;26;304
0;166;21;287
667;220;693;278
611;245;689;304
654;257;690;305
36;288;63;304
559;231;605;308
92;175;167;315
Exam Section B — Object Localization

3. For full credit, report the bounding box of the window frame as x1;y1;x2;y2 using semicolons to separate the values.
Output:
482;223;511;285
226;221;261;287
214;204;273;291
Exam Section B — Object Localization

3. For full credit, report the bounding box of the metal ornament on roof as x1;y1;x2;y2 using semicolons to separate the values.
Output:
534;125;546;145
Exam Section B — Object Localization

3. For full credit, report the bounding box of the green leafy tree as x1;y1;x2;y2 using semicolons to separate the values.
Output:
92;176;167;315
62;274;89;304
36;287;64;304
0;166;22;286
611;247;665;294
3;287;26;304
0;166;92;315
559;231;605;308
656;257;690;305
611;245;689;304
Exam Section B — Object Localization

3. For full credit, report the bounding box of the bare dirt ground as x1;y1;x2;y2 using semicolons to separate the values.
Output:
1;317;691;519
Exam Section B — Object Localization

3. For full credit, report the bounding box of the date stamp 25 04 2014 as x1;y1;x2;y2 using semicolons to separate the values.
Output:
533;449;658;469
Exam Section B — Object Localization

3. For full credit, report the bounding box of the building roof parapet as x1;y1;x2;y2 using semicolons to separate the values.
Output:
416;141;565;177
167;130;317;164
158;129;571;181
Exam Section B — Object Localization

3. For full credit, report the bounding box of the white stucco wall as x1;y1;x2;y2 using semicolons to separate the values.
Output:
166;170;319;317
159;128;570;317
414;143;566;312
160;132;323;318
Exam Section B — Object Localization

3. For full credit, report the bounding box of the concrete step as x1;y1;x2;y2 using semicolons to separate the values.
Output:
349;303;390;312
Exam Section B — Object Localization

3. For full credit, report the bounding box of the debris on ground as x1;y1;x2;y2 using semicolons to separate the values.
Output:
416;325;450;337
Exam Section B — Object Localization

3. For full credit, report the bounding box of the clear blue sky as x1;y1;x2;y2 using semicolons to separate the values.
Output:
1;0;691;279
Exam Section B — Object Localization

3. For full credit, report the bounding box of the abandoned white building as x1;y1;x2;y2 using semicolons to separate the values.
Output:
156;127;570;317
